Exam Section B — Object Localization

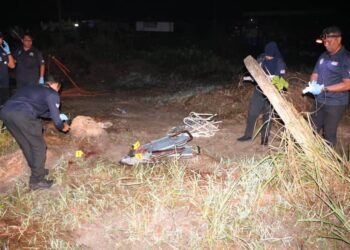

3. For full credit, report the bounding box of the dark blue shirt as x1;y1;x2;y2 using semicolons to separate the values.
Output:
313;46;350;105
258;55;286;76
13;47;44;87
0;51;10;87
1;85;64;130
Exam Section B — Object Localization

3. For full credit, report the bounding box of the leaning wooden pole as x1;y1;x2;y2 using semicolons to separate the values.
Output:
243;55;323;158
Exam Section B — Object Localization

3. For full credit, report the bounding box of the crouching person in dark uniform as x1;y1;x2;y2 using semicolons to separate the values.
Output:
0;76;70;190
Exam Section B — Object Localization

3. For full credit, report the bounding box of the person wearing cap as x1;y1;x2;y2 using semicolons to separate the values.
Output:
303;26;350;147
0;32;15;106
13;32;45;89
237;41;286;145
0;76;70;190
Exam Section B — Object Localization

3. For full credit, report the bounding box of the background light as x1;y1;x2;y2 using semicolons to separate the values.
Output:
315;38;323;44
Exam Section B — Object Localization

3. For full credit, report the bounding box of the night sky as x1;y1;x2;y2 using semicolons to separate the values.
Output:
2;0;349;51
2;0;346;25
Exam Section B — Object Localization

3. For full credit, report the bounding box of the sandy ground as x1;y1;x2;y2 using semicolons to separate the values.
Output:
1;85;349;193
1;85;349;249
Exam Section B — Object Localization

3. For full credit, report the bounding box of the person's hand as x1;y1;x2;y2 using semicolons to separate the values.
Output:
59;113;69;121
62;123;70;133
302;81;324;95
39;76;44;85
1;41;11;55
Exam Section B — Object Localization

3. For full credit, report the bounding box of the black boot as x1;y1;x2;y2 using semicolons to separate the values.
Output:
29;179;54;190
237;135;252;141
44;169;49;176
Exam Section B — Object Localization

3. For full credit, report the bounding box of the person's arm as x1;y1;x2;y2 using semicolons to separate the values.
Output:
37;50;45;83
39;63;45;79
310;73;318;82
323;78;350;92
277;58;286;76
1;41;15;68
7;54;15;69
46;93;68;131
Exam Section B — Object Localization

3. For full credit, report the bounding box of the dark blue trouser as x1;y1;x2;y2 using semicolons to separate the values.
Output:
0;87;9;106
0;110;47;183
243;87;271;141
311;103;347;147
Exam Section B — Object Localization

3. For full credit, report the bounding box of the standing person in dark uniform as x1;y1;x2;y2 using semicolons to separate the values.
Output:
0;76;70;190
302;26;350;147
237;41;286;145
13;32;45;89
0;32;15;106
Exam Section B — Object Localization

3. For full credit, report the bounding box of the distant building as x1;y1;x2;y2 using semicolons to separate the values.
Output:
136;21;174;32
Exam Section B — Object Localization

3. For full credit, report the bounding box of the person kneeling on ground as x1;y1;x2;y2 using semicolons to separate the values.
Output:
0;76;70;190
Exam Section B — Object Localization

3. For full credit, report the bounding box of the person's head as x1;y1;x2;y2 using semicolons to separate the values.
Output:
264;41;280;60
321;26;342;54
21;32;33;50
46;75;61;92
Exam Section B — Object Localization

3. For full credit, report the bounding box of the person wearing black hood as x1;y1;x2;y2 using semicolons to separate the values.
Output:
237;41;286;145
0;76;70;190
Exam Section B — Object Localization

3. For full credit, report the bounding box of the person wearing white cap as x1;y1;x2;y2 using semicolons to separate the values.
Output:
303;26;350;147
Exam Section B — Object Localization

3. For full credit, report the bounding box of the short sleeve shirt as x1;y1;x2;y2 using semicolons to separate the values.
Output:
13;47;45;86
313;46;350;105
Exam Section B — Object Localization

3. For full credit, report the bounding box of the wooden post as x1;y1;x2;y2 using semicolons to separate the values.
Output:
243;55;319;156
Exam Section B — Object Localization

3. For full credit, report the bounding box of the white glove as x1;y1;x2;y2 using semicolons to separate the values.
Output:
39;76;44;85
1;41;11;55
302;81;324;95
59;113;68;121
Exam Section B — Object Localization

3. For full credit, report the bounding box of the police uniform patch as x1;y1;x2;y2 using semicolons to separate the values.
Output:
331;61;339;66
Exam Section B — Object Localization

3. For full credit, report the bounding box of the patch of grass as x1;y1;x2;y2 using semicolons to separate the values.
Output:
1;131;349;249
264;128;350;248
0;130;19;156
0;153;290;248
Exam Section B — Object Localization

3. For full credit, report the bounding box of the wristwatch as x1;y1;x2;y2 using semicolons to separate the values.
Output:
322;86;328;92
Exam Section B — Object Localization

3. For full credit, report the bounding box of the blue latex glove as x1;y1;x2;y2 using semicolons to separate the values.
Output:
1;40;11;55
60;113;69;121
302;81;324;95
39;76;44;85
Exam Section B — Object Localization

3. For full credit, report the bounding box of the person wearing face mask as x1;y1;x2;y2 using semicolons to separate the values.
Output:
237;41;286;145
13;32;45;89
303;26;350;147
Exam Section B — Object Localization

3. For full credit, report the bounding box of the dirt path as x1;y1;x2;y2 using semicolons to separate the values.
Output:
61;91;271;160
1;87;349;193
